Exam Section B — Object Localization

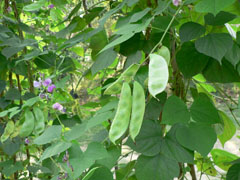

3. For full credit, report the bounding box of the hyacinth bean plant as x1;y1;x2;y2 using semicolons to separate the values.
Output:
1;0;240;180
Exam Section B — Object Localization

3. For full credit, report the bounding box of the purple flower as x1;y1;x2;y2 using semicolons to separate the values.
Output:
33;80;41;88
53;103;63;111
48;4;54;8
25;138;30;144
47;84;56;93
42;78;52;87
172;0;181;6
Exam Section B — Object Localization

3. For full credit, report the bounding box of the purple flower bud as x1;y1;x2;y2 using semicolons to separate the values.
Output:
39;93;46;99
67;161;74;172
61;108;66;113
57;176;62;180
62;155;68;162
53;103;63;111
25;138;30;144
42;78;52;87
7;6;11;13
64;173;68;178
39;72;45;78
47;84;56;93
33;81;41;88
172;0;181;6
48;4;54;8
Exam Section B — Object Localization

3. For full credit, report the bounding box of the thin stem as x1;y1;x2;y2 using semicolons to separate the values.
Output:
213;83;238;105
55;113;64;127
147;3;183;57
214;85;240;127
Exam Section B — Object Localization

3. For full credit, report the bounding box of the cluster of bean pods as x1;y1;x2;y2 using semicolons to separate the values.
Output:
108;53;168;143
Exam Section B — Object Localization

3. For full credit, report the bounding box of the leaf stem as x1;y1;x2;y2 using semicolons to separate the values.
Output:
147;3;183;57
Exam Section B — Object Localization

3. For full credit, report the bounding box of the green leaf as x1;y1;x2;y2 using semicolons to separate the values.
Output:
179;22;206;43
22;97;40;109
225;42;240;68
176;123;217;156
99;0;128;26
148;54;169;98
129;8;151;23
34;126;62;145
2;46;24;59
160;125;194;163
34;52;56;69
218;111;236;147
190;93;221;124
0;80;6;93
124;51;143;69
135;154;179;180
71;142;108;178
116;161;136;180
144;93;166;120
100;33;134;53
176;42;209;78
153;0;171;15
226;163;240;180
203;58;240;83
152;16;178;33
40;141;72;161
2;161;23;177
5;88;21;100
195;33;233;63
211;149;239;171
96;146;121;169
23;0;46;11
162;96;190;125
86;166;113;180
195;0;235;16
90;30;108;52
126;120;162;156
195;153;217;176
91;48;117;75
204;11;236;26
64;111;114;141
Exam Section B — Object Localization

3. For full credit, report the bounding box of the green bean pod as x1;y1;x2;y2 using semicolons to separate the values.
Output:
19;109;35;137
109;82;132;144
104;64;140;95
33;106;45;135
130;81;145;141
1;121;15;143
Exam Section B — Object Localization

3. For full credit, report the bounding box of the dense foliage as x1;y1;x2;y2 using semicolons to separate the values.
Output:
1;0;240;179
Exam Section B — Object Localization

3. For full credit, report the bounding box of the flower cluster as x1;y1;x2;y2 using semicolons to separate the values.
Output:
34;77;56;93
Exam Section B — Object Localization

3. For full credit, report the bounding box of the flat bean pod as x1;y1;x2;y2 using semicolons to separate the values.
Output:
148;54;169;98
19;109;35;137
104;64;140;95
109;82;132;144
130;81;145;141
33;106;45;135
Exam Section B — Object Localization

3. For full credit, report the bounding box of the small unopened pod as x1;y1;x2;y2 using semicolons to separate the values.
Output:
109;82;132;144
19;109;35;137
130;81;145;141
